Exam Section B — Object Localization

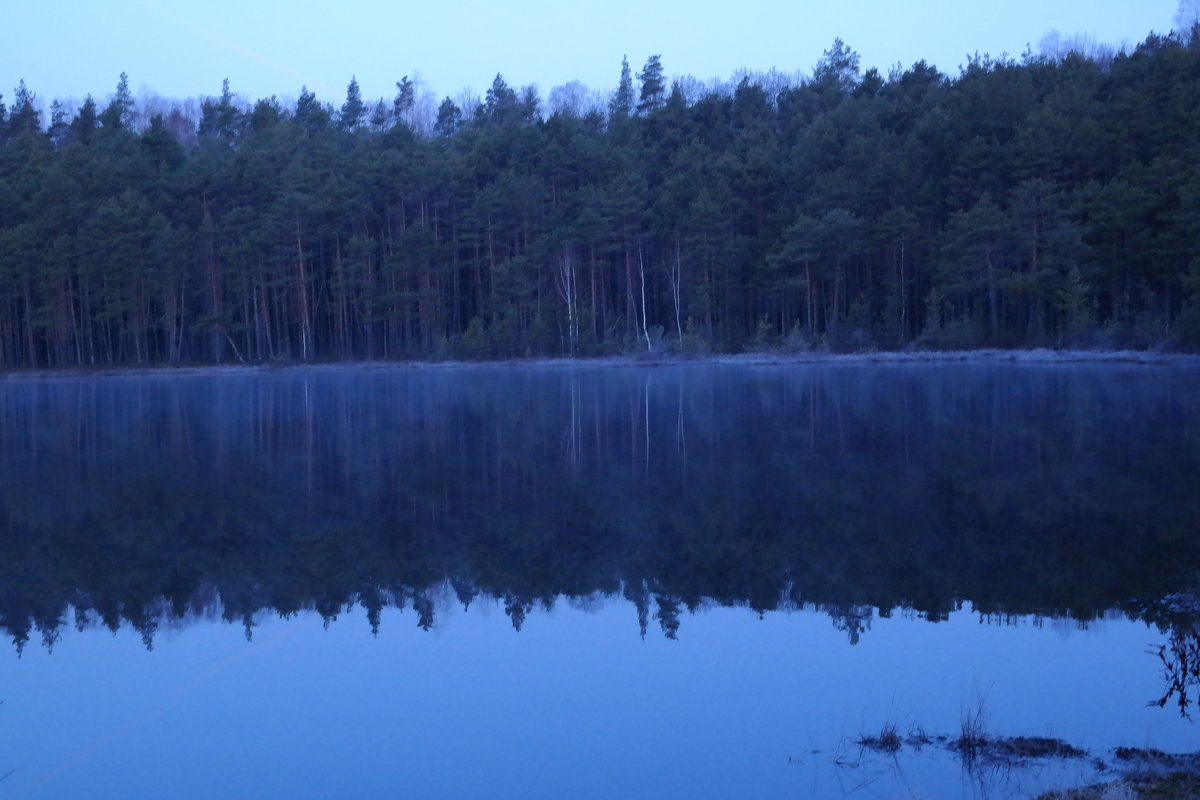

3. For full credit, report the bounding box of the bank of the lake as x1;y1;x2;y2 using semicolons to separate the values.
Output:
1037;749;1200;799
3;347;1200;382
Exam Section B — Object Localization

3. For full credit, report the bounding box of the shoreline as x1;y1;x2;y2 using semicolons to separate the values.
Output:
3;347;1200;381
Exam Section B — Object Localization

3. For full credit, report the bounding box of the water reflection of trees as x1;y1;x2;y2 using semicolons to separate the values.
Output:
0;364;1198;661
1153;616;1200;717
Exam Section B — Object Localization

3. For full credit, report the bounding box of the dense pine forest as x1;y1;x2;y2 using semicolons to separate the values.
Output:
2;33;1200;368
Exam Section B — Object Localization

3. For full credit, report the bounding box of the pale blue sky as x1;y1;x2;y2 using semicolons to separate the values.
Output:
2;0;1180;107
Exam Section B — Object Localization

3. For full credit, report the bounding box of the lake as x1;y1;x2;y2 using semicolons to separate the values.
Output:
1;361;1197;799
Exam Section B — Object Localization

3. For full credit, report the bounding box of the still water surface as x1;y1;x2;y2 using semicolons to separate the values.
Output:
0;362;1197;798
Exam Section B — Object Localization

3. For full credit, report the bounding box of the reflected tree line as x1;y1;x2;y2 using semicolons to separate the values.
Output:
0;366;1198;683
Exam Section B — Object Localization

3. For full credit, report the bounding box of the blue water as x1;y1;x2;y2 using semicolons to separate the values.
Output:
0;597;1190;799
0;362;1197;798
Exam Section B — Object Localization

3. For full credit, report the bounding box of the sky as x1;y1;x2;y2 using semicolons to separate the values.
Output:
1;0;1182;109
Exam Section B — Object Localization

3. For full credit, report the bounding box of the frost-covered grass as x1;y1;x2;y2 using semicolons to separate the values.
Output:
1038;769;1200;799
3;347;1199;381
698;348;1200;365
1035;748;1200;799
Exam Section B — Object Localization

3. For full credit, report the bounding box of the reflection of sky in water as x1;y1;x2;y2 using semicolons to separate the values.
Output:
1;600;1191;800
1;363;1197;797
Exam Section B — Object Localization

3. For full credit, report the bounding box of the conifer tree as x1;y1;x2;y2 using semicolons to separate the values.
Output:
47;100;70;148
483;74;519;122
609;56;634;122
637;55;665;115
393;76;416;120
340;77;366;131
7;80;40;137
70;96;98;144
434;97;461;136
199;79;242;143
294;87;330;133
100;72;135;129
812;38;861;95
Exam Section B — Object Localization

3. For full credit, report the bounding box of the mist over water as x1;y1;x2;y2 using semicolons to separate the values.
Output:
0;363;1197;798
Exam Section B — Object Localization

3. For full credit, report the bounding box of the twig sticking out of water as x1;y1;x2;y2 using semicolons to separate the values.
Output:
954;694;991;762
857;721;902;754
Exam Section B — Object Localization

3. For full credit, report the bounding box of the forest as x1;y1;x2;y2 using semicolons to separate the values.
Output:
1;31;1200;368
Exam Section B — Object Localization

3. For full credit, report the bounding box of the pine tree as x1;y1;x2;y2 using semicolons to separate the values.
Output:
812;38;861;96
369;100;389;130
47;100;70;148
199;78;242;143
294;87;330;133
70;96;98;144
340;77;366;131
435;97;461;137
637;55;665;115
100;72;135;130
484;74;518;122
247;97;284;132
393;76;416;121
939;194;1010;335
7;80;40;137
142;114;184;171
609;56;634;122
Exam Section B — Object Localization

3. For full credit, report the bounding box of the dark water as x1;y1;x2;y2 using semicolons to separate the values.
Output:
1;362;1197;798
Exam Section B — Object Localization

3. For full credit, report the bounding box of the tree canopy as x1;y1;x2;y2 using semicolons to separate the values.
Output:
2;33;1200;369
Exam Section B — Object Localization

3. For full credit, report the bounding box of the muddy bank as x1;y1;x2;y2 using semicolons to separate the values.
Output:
1038;748;1200;799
